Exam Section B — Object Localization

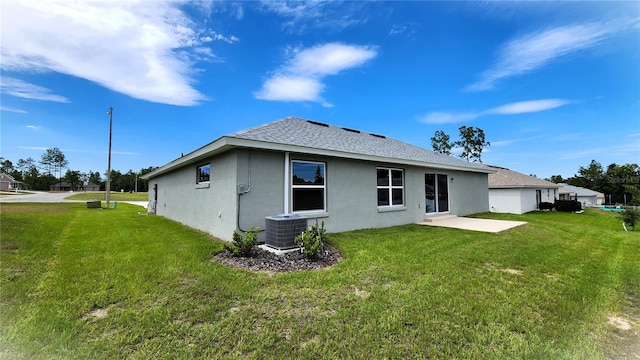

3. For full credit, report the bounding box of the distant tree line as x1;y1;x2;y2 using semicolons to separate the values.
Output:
547;160;640;205
0;148;157;192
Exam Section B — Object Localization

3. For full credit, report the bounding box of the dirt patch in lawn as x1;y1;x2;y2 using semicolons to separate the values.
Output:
83;308;108;321
607;314;640;360
212;244;341;273
485;262;523;275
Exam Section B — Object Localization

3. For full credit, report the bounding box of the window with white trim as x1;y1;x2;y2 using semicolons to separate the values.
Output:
197;164;210;184
377;168;404;207
292;160;326;212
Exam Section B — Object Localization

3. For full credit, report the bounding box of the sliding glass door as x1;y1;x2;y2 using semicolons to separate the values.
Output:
425;173;449;214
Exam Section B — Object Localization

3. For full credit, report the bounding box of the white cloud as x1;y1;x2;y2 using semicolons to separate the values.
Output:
256;76;324;102
0;106;28;114
466;20;633;91
0;77;70;103
26;125;40;130
0;1;238;106
417;112;479;124
261;1;367;33
485;99;571;115
558;142;640;160
288;43;377;76
491;135;544;147
254;43;377;105
18;145;138;156
418;98;571;124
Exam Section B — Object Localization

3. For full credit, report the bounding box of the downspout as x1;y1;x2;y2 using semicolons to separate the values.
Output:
284;151;290;214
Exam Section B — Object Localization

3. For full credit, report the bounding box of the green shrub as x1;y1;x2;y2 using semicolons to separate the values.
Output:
225;227;259;256
620;207;639;231
295;221;325;260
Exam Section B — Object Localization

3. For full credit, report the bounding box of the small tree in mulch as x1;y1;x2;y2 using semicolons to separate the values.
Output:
225;227;259;256
620;207;639;231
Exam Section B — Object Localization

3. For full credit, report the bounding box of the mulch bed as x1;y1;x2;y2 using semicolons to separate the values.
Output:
212;244;341;272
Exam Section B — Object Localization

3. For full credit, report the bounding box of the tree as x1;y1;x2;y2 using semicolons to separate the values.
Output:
64;170;81;191
454;126;490;163
314;165;323;184
578;160;604;190
0;157;14;174
15;158;39;190
88;170;102;186
430;130;453;155
40;148;68;190
548;175;564;183
138;166;157;192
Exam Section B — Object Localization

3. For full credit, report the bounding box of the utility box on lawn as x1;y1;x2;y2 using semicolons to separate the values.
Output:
265;214;307;250
86;201;101;209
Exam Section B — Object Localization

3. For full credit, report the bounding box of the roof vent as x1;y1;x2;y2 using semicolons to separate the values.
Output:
341;127;361;134
307;120;329;127
370;133;386;139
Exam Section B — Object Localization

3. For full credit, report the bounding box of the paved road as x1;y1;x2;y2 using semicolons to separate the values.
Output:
0;191;148;209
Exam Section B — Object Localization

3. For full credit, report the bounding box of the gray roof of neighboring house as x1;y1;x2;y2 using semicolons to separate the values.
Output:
143;117;494;179
0;173;21;183
486;165;559;189
557;183;604;197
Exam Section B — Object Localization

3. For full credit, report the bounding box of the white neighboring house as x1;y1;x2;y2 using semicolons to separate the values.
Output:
557;183;604;207
487;166;559;214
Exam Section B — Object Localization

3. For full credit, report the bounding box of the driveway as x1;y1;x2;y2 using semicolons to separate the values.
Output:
0;191;81;203
0;192;148;209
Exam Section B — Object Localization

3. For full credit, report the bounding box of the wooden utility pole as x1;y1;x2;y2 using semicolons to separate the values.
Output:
106;107;113;209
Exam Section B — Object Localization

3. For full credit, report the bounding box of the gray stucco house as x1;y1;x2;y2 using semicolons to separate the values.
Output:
141;117;493;241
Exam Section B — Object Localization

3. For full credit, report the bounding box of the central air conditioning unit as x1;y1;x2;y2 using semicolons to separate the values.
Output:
265;214;307;250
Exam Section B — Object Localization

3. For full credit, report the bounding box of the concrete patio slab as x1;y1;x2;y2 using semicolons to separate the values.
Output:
419;216;526;233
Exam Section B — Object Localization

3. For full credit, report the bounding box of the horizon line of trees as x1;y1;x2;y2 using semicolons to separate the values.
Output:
1;148;157;192
546;160;640;206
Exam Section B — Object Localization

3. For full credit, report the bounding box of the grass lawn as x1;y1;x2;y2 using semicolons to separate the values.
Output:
1;204;638;359
65;191;148;201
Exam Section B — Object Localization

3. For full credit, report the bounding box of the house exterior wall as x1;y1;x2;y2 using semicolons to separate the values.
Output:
489;188;525;214
235;149;285;239
489;187;556;214
577;195;598;207
149;151;239;241
148;149;491;241
447;170;490;216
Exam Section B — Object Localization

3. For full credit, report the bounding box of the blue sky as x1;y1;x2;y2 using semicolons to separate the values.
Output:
1;1;639;179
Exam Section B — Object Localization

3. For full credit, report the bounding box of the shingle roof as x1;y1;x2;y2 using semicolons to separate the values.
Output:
487;165;559;189
557;183;604;197
229;117;490;172
143;116;493;179
0;173;20;183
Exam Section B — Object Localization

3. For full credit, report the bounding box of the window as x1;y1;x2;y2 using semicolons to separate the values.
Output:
377;168;404;207
197;164;210;184
292;161;325;212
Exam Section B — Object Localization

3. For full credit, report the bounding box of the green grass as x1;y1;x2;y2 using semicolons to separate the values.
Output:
1;205;638;359
64;191;149;201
